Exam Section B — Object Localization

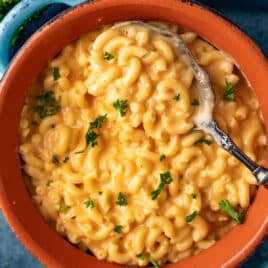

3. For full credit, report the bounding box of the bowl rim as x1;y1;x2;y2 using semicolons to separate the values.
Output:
0;0;268;267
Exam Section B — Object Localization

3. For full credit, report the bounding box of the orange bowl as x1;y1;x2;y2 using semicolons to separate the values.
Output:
0;0;268;267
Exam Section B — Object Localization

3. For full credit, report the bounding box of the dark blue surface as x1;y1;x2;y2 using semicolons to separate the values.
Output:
0;1;268;268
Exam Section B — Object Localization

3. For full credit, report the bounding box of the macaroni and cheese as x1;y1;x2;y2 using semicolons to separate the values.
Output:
19;22;266;266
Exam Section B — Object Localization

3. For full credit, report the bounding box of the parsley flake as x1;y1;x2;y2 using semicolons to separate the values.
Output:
46;180;53;187
159;154;166;161
219;199;246;224
33;91;60;119
186;211;197;222
116;192;128;206
53;67;60;81
194;139;212;146
149;257;161;268
98;191;103;195
173;94;180;101
191;99;200;106
104;51;115;61
136;253;145;260
52;155;59;164
83;198;95;209
191;193;197;199
71;216;76;220
58;203;71;213
223;80;235;101
151;171;173;200
114;225;123;233
113;99;128;117
89;114;108;129
63;156;70;163
75;114;107;154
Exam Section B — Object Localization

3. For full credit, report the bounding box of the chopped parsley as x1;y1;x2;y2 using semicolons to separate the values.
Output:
151;171;173;200
71;216;76;220
113;99;128;117
53;67;60;81
136;253;145;260
75;114;107;154
159;154;166;161
98;191;103;195
191;99;200;106
46;180;53;187
104;51;115;61
116;192;128;206
52;155;59;164
194;139;212;146
173;94;180;101
63;156;70;163
149;257;161;268
89;114;108;129
114;225;123;233
33;91;60;119
83;198;95;209
219;199;246;224
223;80;235;101
191;193;197;199
185;211;197;222
58;203;71;213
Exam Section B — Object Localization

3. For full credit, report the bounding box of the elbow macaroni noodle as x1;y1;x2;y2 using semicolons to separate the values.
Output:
19;22;266;266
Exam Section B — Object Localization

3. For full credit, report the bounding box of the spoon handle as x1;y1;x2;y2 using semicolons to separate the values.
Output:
206;120;268;188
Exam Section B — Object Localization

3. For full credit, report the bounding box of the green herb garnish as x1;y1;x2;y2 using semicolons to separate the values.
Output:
173;94;180;101
104;51;115;61
149;257;161;268
113;99;128;117
98;191;103;195
83;197;95;209
46;180;53;187
219;199;246;224
33;91;60;119
223;80;235;101
159;154;166;161
136;253;145;260
58;203;71;213
191;99;200;106
185;211;197;222
191;193;197;199
53;67;60;81
71;216;76;220
52;155;59;164
194;139;212;146
116;192;128;206
63;156;70;163
75;114;107;154
114;225;123;233
151;171;173;200
89;114;108;129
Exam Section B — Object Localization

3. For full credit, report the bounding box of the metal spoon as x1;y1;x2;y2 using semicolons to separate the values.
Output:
113;21;268;188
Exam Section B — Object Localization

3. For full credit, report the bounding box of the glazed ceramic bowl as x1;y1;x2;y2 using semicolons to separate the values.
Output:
0;0;268;267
